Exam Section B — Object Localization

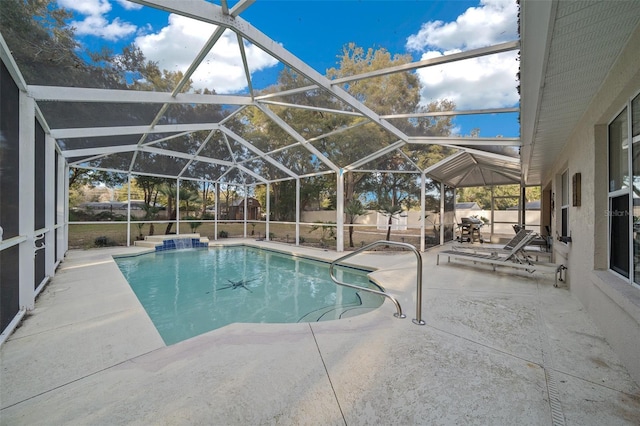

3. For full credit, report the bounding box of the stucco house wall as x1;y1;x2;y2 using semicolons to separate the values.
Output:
543;24;640;384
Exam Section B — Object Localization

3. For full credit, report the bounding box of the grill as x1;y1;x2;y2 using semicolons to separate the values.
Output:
457;217;485;243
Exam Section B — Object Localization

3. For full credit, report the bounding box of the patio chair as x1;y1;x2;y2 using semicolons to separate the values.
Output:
513;224;551;251
436;229;567;286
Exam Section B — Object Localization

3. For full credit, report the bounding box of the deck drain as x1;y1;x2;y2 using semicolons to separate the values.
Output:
536;293;566;426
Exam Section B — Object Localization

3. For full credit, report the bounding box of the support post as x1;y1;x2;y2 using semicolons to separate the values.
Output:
56;153;65;262
45;134;55;277
336;170;345;252
490;185;495;236
520;184;526;228
295;178;300;245
127;173;131;246
18;93;35;310
243;185;248;238
176;179;181;235
266;183;271;241
420;172;426;251
214;183;219;240
439;181;445;245
63;163;69;254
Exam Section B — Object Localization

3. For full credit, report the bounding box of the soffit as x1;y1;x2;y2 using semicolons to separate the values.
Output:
520;0;640;185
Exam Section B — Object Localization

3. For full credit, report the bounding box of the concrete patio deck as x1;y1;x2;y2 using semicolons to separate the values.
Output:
1;240;639;425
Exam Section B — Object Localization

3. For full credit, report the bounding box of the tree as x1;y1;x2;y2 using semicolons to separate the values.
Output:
158;182;177;234
366;170;417;241
141;204;160;236
456;184;541;210
241;45;455;221
218;184;240;220
68;169;126;190
1;0;228;187
132;176;160;205
325;44;424;204
0;0;87;86
200;181;214;216
374;199;404;242
179;187;201;216
345;198;369;248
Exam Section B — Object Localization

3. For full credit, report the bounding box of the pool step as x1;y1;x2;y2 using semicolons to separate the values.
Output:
297;290;383;322
340;290;384;318
133;240;158;248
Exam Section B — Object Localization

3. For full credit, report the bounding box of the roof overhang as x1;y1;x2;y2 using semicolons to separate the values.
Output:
520;0;640;185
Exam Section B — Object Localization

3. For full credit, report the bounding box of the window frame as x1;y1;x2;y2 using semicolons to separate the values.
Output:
560;170;570;242
608;91;640;288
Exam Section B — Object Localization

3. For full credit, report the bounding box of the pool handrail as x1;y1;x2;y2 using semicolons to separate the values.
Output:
329;240;425;325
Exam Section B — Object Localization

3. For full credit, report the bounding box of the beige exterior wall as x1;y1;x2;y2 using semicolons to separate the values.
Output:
542;25;640;384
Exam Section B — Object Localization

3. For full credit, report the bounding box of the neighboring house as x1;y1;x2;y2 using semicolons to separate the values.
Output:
506;200;540;210
455;202;481;210
221;197;261;220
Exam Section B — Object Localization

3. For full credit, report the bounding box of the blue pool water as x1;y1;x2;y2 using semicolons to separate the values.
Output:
115;246;383;345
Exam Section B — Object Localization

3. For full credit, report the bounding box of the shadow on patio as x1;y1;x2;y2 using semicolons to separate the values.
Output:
1;241;639;425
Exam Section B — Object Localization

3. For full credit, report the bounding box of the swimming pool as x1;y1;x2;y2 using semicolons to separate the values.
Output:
115;246;384;345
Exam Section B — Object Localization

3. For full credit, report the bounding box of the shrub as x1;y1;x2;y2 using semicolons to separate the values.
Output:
218;230;228;238
94;211;126;221
94;236;116;247
189;222;202;232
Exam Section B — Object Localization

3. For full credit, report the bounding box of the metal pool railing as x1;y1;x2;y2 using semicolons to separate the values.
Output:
329;240;425;325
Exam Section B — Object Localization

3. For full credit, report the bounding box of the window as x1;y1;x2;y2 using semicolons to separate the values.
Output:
633;94;640;285
561;170;569;239
609;109;629;192
608;93;640;286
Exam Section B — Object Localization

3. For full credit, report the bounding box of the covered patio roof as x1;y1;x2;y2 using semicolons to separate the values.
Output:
424;148;521;188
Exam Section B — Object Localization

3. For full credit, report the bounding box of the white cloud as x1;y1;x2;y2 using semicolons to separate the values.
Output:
59;0;137;41
115;0;143;11
407;0;518;51
135;14;279;94
73;15;137;41
406;0;519;110
416;50;519;109
58;0;111;16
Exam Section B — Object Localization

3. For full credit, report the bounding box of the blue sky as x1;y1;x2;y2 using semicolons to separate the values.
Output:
58;0;520;137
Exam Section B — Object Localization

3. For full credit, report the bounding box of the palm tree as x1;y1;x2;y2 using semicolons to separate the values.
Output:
180;188;200;217
142;203;159;236
345;198;369;247
158;183;177;234
160;185;202;234
375;199;403;241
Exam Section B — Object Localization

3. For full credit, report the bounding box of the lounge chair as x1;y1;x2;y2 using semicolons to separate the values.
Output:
436;229;567;286
455;228;551;261
513;224;551;251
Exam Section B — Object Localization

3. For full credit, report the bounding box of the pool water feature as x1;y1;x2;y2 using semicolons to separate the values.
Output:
115;246;384;345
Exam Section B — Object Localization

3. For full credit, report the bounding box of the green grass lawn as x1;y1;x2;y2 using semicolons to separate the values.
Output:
68;221;429;251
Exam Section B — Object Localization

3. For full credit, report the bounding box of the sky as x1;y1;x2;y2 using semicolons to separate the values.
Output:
56;0;520;138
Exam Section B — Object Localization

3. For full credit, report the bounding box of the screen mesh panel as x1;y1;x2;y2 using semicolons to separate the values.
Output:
0;61;20;238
